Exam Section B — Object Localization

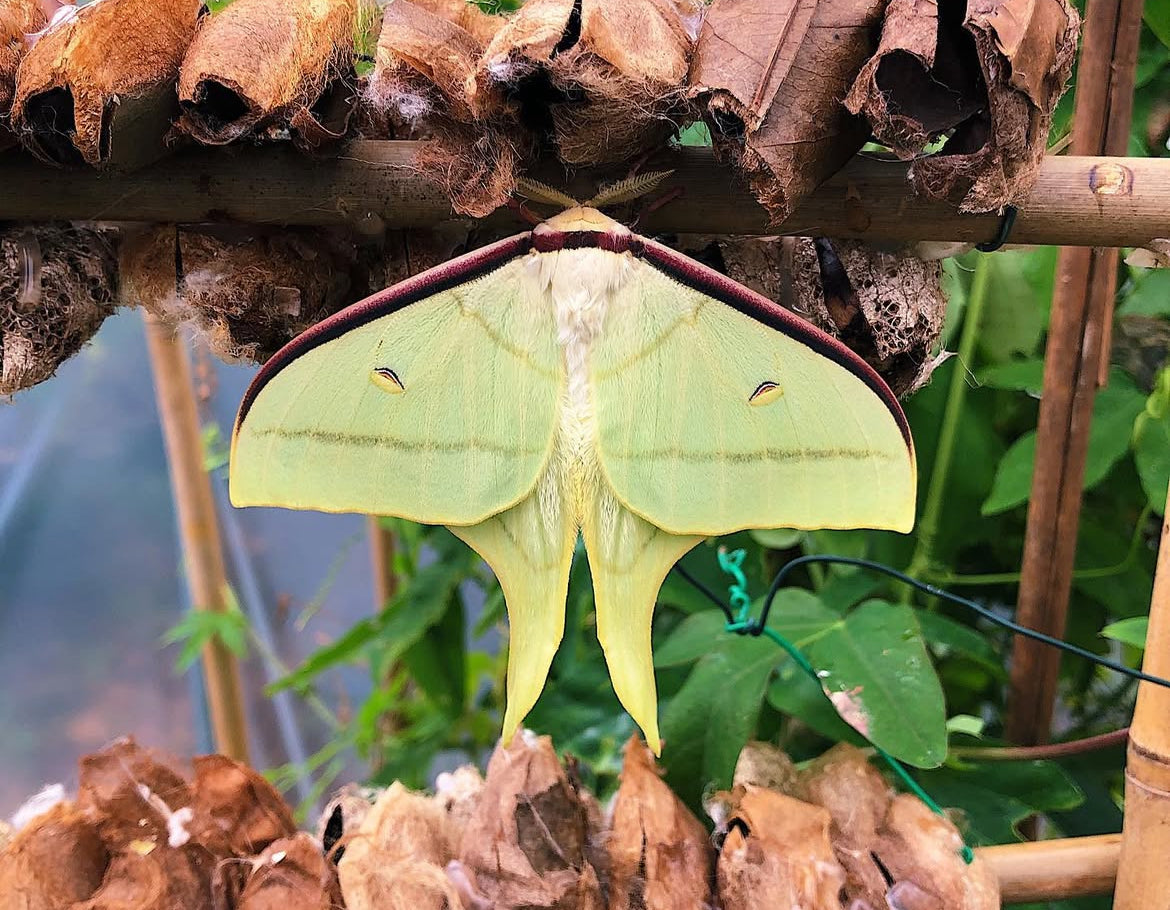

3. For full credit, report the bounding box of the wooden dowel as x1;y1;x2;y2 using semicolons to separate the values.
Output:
0;143;1167;246
144;313;251;762
1115;489;1170;907
1005;0;1144;747
980;834;1120;903
367;515;398;612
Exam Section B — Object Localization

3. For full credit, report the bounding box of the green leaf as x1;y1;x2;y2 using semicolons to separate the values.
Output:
915;610;1004;675
1134;376;1170;512
1102;617;1149;649
655;611;727;667
806;600;947;768
1146;0;1170;50
983;371;1147;515
161;586;249;671
977;249;1057;362
1120;268;1170;317
917;760;1083;844
750;528;804;550
976;360;1045;395
766;665;867;746
946;714;985;737
676;121;712;147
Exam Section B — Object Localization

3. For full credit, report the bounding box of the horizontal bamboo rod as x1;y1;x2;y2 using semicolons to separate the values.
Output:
979;834;1119;903
0;143;1165;246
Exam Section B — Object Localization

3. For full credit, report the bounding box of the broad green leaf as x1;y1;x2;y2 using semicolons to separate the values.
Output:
1102;617;1149;649
976;360;1045;395
977;249;1057;362
655;611;727;667
917;760;1083;844
766;665;867;746
1074;512;1157;619
818;570;880;610
1119;268;1170;317
750;528;804;550
660;635;781;807
1146;0;1170;50
401;592;466;713
1134;397;1170;513
915;611;1006;677
806;600;947;767
983;372;1147;515
676;122;712;147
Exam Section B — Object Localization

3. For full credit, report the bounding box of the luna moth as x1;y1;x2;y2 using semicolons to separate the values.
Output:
230;206;916;752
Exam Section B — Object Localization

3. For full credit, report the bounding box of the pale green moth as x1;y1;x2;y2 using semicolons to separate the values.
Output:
230;206;917;753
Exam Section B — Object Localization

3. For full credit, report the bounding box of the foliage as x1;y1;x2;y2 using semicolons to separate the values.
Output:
162;585;249;671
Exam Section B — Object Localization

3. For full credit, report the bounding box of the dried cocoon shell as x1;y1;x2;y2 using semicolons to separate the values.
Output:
690;0;885;223
791;236;947;396
851;0;1078;211
607;737;713;910
338;781;461;910
12;0;201;169
0;0;47;150
187;754;297;857
457;732;604;910
472;0;693;165
714;785;847;910
732;740;804;795
237;834;343;910
433;764;486;839
120;226;360;364
410;0;506;47
177;0;357;150
72;844;216;910
0;802;108;910
316;783;378;861
76;738;194;854
0;223;117;397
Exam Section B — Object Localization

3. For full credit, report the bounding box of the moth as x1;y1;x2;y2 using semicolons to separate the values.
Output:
230;204;916;751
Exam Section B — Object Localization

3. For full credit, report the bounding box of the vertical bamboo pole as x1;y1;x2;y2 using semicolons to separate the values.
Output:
1005;0;1144;745
1115;488;1170;907
368;515;398;611
144;313;251;762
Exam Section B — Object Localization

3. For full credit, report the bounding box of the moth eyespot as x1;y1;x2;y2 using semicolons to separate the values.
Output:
749;381;782;406
371;368;405;394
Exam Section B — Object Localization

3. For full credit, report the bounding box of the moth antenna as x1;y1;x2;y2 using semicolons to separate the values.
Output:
513;178;581;210
586;170;675;208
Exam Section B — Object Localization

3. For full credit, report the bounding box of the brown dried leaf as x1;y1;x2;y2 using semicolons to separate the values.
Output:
608;737;713;910
714;785;847;910
0;224;117;397
458;732;603;910
0;0;47;148
187;754;297;857
791;237;947;396
690;0;884;223
177;0;357;150
72;844;217;910
120;226;360;363
473;0;693;165
237;834;343;910
0;803;108;910
908;0;1079;211
11;0;201;168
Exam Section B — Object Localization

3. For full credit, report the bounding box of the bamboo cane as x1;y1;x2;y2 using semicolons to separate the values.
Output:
981;834;1120;903
1114;488;1170;907
144;314;251;762
367;515;398;611
0;144;1166;247
1005;0;1144;746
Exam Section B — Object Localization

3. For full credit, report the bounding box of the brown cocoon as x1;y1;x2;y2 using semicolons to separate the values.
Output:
433;764;486;840
77;738;194;854
0;803;108;910
177;0;357;151
338;781;461;910
848;0;1077;211
732;739;804;795
0;223;117;397
12;0;201;169
187;755;297;857
472;0;694;165
714;785;847;910
690;0;885;224
316;784;377;861
0;0;47;150
72;844;216;910
458;732;604;910
791;237;947;396
608;737;713;910
120;226;360;364
237;835;343;910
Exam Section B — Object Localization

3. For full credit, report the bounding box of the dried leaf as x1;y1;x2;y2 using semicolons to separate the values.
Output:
237;834;343;910
608;737;713;910
690;0;885;223
458;732;604;910
12;0;201;168
177;0;357;150
0;802;108;910
714;785;847;910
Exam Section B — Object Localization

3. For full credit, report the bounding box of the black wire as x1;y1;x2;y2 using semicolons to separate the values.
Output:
671;563;736;623
671;554;1170;692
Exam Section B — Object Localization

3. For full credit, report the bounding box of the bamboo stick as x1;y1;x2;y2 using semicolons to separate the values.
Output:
1005;0;1144;746
143;313;251;762
1114;489;1170;907
367;515;398;611
980;834;1120;903
0;143;1166;246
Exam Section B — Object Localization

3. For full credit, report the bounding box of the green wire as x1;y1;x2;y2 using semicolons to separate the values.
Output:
716;547;975;866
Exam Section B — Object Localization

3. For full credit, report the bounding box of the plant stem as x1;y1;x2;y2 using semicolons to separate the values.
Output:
903;255;992;598
950;727;1129;761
